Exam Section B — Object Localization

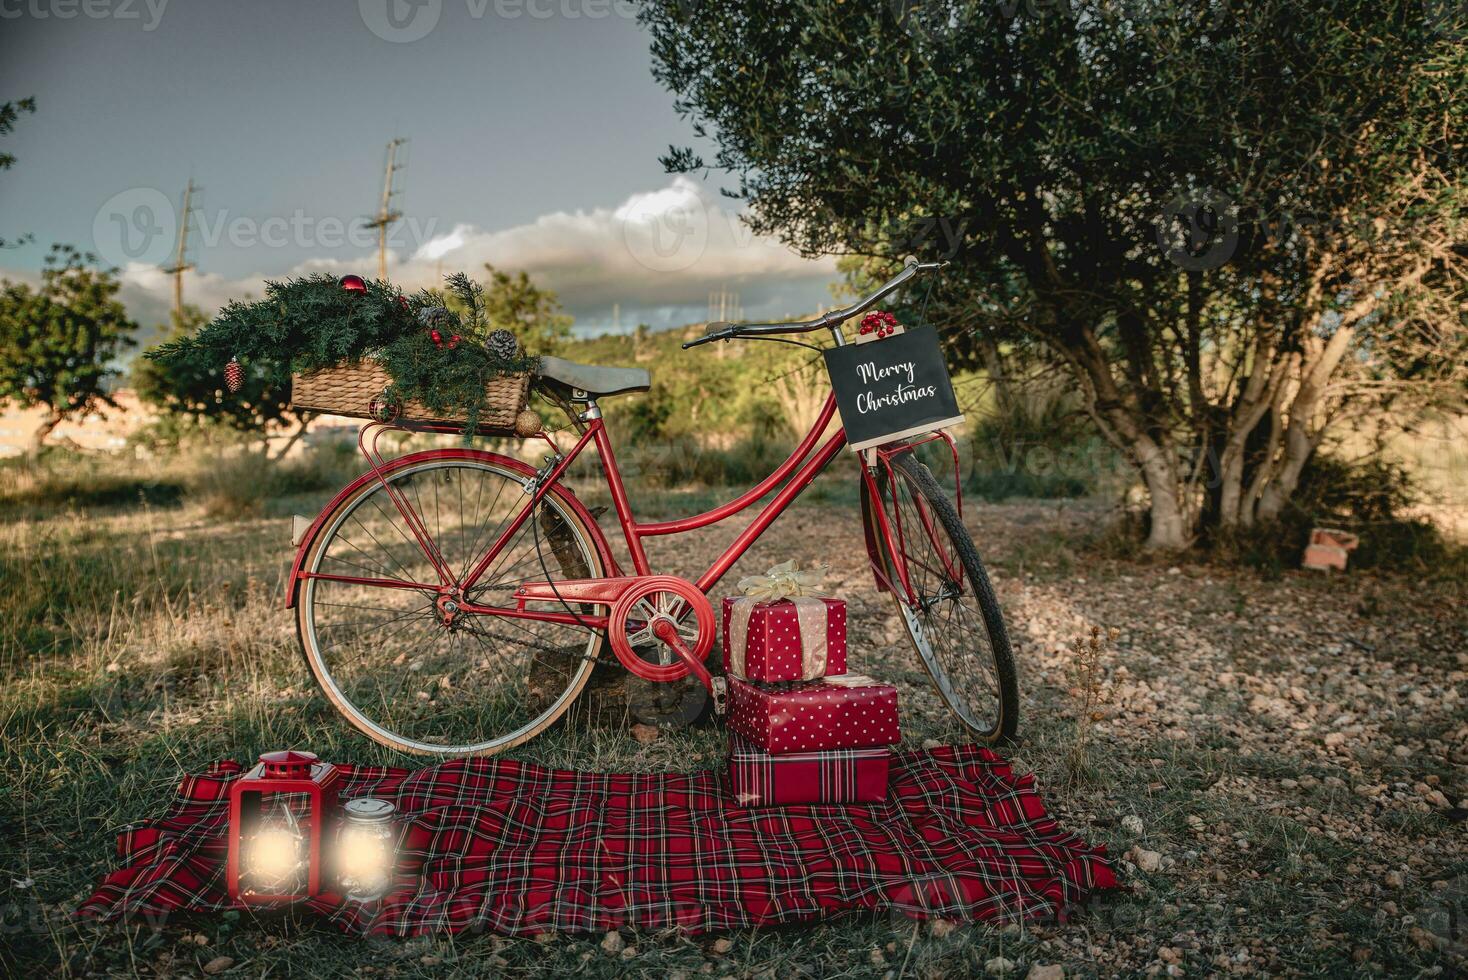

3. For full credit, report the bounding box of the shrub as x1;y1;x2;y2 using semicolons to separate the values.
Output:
0;448;184;513
1219;454;1465;576
966;383;1115;501
184;443;358;519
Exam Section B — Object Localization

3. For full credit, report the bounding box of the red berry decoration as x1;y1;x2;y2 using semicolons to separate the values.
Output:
860;310;901;340
429;329;443;348
340;274;368;294
224;356;244;393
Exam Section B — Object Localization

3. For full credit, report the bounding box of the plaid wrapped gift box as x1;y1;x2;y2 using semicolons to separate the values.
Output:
727;675;900;753
726;733;890;806
721;596;848;682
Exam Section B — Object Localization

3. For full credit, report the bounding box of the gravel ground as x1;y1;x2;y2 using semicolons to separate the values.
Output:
632;494;1468;976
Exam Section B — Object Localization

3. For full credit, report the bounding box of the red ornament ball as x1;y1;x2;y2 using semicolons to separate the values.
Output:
224;356;244;393
340;274;368;294
368;390;402;423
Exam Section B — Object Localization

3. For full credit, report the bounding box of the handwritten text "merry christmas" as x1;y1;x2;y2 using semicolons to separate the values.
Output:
854;360;938;414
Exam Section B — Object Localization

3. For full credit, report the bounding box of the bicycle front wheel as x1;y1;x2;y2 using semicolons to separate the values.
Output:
297;454;605;756
868;450;1018;744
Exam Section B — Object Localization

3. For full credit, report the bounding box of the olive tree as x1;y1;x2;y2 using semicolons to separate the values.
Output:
640;0;1466;548
0;245;137;452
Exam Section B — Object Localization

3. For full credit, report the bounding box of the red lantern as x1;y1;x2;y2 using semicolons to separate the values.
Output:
340;274;368;294
226;750;341;904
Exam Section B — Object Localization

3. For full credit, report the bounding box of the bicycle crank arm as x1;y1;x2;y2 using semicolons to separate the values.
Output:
650;619;726;714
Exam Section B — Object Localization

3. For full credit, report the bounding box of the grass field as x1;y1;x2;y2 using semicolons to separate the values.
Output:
1;445;1465;978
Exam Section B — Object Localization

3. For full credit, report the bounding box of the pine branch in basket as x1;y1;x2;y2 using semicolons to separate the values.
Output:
146;273;537;438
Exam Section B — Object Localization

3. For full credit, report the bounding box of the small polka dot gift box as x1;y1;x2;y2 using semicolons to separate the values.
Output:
726;732;890;806
721;596;849;682
726;675;901;753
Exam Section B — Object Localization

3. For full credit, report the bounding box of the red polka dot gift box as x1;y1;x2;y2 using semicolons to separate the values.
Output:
726;675;901;753
721;596;848;682
726;732;891;806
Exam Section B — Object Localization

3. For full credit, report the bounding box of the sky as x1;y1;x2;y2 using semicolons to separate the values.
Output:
0;0;836;340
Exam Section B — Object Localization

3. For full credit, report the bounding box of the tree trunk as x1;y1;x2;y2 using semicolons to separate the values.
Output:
1136;441;1190;550
1254;322;1356;523
1063;324;1193;550
28;408;63;455
1256;423;1313;523
976;331;1016;414
1217;349;1289;529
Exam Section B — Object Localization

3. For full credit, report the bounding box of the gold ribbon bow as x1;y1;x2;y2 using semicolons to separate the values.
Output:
727;561;831;681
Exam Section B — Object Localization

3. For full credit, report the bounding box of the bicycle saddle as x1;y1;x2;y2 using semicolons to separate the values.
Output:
537;356;651;399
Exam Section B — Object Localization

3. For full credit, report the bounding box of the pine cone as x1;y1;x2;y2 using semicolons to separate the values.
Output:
224;357;244;393
487;329;519;361
417;306;457;331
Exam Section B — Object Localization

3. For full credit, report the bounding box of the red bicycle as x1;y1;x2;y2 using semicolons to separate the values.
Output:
286;262;1018;756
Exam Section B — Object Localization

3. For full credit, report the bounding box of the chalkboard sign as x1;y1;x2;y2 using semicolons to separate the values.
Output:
823;324;964;451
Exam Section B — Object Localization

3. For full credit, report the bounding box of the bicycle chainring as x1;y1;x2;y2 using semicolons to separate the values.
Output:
608;576;715;683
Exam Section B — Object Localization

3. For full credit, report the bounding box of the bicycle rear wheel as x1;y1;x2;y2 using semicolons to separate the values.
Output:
296;453;605;756
868;450;1018;743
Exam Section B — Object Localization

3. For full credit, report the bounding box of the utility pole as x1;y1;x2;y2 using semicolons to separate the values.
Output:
364;138;407;281
161;179;197;320
708;284;742;322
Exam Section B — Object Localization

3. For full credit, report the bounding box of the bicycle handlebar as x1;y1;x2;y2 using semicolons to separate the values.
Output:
681;259;947;350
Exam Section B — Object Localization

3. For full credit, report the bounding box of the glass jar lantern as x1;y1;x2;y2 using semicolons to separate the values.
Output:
335;797;398;901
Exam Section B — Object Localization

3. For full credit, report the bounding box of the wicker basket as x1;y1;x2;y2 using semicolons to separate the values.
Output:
292;360;530;431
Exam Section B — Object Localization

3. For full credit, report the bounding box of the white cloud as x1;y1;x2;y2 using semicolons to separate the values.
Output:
14;179;838;340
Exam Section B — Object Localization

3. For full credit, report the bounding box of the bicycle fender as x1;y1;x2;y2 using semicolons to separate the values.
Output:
284;448;619;608
859;466;892;594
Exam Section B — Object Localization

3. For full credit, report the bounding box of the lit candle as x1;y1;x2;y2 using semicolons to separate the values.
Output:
242;803;307;896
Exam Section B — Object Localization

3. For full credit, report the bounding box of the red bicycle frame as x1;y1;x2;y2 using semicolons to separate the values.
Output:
459;393;848;599
288;388;961;633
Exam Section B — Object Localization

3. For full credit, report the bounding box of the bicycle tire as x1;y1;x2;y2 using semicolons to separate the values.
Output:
296;454;606;757
868;450;1019;744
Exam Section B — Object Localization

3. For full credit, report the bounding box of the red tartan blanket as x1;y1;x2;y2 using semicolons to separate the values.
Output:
77;746;1117;936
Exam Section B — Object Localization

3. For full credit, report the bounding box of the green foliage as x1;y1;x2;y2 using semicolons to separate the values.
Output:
150;274;419;386
0;244;137;448
967;380;1105;500
478;263;573;354
641;0;1466;546
0;95;35;170
615;433;803;489
147;273;536;437
556;325;824;445
0;95;37;248
133;305;300;439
